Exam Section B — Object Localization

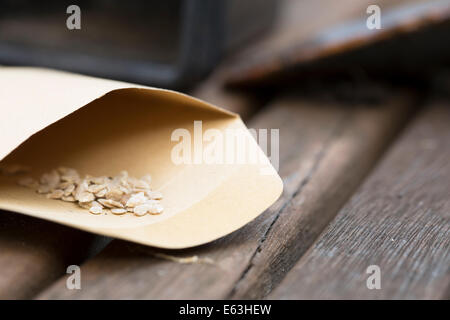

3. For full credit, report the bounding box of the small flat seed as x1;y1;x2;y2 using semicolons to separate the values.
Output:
119;186;131;194
111;208;127;215
61;170;80;183
120;194;131;206
87;175;107;185
89;206;103;215
74;180;89;199
133;204;149;216
58;181;72;189
79;202;91;209
77;192;95;203
62;195;76;202
46;189;64;199
88;184;106;193
64;184;75;196
91;200;102;207
105;188;123;201
40;170;60;189
98;198;123;208
148;191;163;200
134;180;150;190
95;188;107;197
148;204;164;215
82;201;103;210
126;192;148;208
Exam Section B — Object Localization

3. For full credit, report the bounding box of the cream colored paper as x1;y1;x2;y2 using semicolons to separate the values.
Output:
0;67;282;248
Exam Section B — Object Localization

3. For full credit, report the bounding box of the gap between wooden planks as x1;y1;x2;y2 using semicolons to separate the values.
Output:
36;88;418;299
269;98;450;299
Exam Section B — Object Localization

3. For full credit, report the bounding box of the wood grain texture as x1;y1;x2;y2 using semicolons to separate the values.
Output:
36;89;416;299
192;0;382;111
269;99;450;299
0;211;109;299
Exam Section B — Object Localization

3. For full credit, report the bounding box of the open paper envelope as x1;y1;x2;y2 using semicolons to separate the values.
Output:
0;67;283;249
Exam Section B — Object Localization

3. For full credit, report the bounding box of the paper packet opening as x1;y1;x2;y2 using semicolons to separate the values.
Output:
0;67;283;248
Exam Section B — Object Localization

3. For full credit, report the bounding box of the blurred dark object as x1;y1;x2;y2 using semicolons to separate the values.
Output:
226;0;450;88
0;0;277;88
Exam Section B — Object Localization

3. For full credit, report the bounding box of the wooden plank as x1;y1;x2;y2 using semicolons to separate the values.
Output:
190;0;421;116
192;0;389;113
226;0;449;87
0;211;109;299
36;87;416;299
269;99;450;299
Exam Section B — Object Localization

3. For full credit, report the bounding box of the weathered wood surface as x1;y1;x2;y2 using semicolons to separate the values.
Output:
0;211;109;299
37;89;417;299
269;99;450;299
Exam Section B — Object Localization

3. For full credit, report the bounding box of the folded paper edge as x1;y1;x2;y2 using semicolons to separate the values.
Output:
0;67;238;162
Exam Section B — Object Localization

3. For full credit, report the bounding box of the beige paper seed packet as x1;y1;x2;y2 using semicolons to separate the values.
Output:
0;67;283;248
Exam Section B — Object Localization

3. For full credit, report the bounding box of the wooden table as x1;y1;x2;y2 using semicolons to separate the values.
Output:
0;0;449;300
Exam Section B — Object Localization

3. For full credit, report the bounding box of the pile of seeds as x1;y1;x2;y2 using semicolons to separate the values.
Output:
18;167;163;216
